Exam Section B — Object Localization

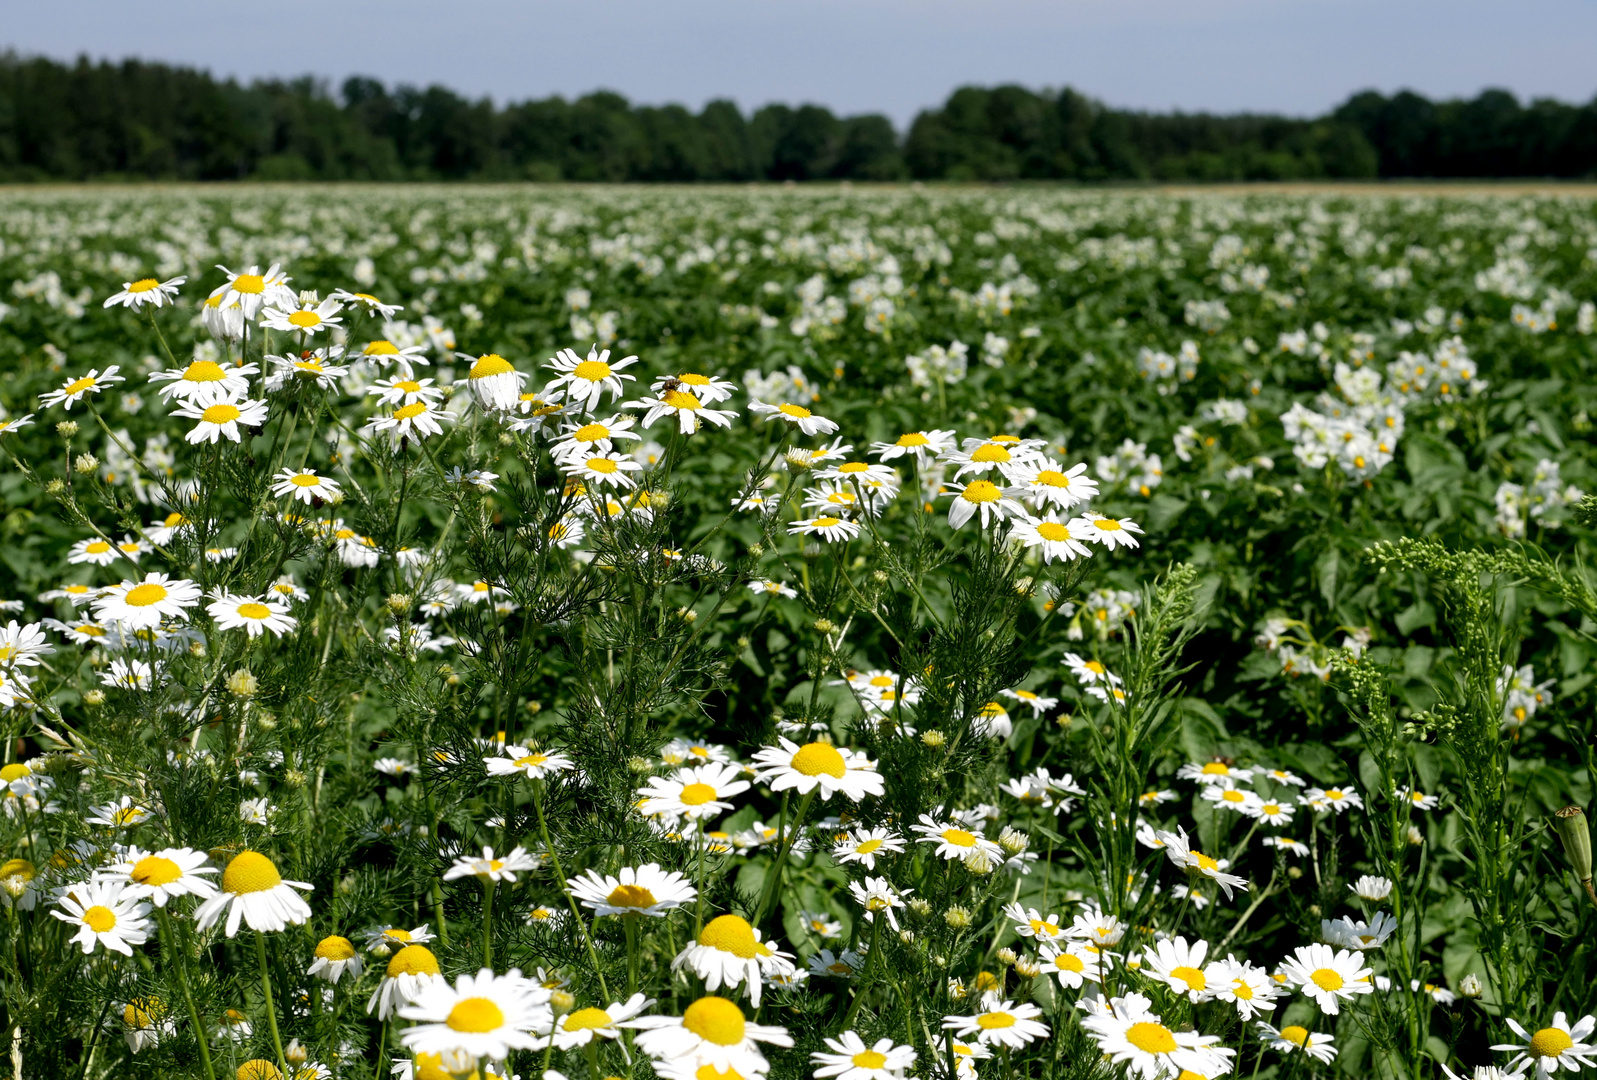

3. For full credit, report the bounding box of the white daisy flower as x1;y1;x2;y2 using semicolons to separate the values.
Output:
214;263;295;318
1322;911;1397;950
1003;903;1066;942
847;876;909;931
207;593;298;638
749;400;839;436
457;353;528;411
107;846;218;907
170;396;268;444
637;763;751;821
265;349;349;392
653;372;737;404
103;276;186;309
946;479;1025;530
271;468;343;504
1279;943;1375;1015
193;850;313;937
485;745;574;780
1155;827;1249;900
1350;874;1394;901
332;290;404;319
1141;936;1219;1003
443;846;539;884
942;994;1050;1050
1077;992;1230;1077
788;516;862;543
549;415;642;461
1208;957;1281;1019
627;388;738;435
544;347;638;413
1013;462;1099;511
544;992;652;1050
811;1031;918;1080
870;429;956;463
570;863;697;918
623;994;792;1075
262;296;343;336
52;879;150;955
912;814;1003;862
1177;760;1254;785
366;400;449;442
398;967;548;1062
41;366;125;410
1007;514;1092;562
86;794;154;826
808;948;866;980
564;451;643;490
148;359;258;404
0;414;34;438
1070;512;1143;550
1202;785;1262;815
1256;1021;1338;1063
751;738;884;802
1038;941;1100;988
0;621;53;669
1305;785;1364;813
672;913;796;1006
832;827;905;870
307;935;364;983
367;374;444;409
367;945;445;1019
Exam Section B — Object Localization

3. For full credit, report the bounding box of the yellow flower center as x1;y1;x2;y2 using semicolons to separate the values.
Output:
571;359;612;381
0;764;29;782
1125;1021;1177;1053
1034;469;1070;487
682;996;746;1046
132;855;183;886
0;858;35;883
791;742;846;778
393;380;421;393
837;462;869;473
855;839;883;854
124;582;169;607
128;279;160;293
971;444;1011;463
1221;790;1245;803
961;480;1001;503
679;782;719;807
384;928;413;942
1036;521;1071;542
63;376;97;395
84;541;112;554
696;1067;743;1080
941;829;977;848
394;402;427;421
470;354;516;379
587;457;618;474
183;360;227;383
1279;1025;1310;1047
563;1007;614;1031
699;914;765;958
446;997;505;1033
236;603;273;620
288;310;321;328
851;1051;888;1069
1093;517;1123;532
222;851;283;895
777;403;812;419
895;433;929;446
237;1061;280;1080
1233;980;1254;1000
1170;965;1206;991
1531;1028;1575;1058
663;390;703;410
810;516;843;528
83;905;118;933
124;998;162;1027
514;754;548;768
315;936;355;961
606;884;658;909
201;403;242;425
365;340;400;355
386;945;441;977
1193;852;1220;873
232;274;266;295
1054;952;1084;972
1309;968;1344;992
976;1011;1016;1030
574;423;609;441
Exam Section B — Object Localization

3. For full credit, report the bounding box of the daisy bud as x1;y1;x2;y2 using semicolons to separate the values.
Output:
1459;973;1483;998
907;898;931;918
56;421;79;438
677;607;697;622
74;453;99;474
1014;957;1042;978
1308;904;1321;917
550;989;575;1015
872;570;889;584
284;769;307;788
1288;866;1303;879
944;906;972;928
627;757;653;774
1406;825;1424;846
439;1049;475;1076
963;850;994;876
813;618;835;633
898;930;915;944
748;542;764;558
189;642;206;658
1554;806;1597;905
997;947;1018;966
258;714;277;731
1055;713;1073;728
1;876;25;900
285;1039;309;1065
298;290;319;305
227;670;257;699
921;730;946;749
998;826;1030;856
386;593;412;616
45;479;66;496
83;689;105;707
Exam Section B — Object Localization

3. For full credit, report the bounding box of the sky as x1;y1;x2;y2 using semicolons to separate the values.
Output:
6;0;1595;125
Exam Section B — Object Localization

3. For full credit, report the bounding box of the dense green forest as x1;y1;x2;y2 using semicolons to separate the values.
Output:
1;51;1594;182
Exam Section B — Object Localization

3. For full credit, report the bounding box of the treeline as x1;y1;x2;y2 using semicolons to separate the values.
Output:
0;51;1594;183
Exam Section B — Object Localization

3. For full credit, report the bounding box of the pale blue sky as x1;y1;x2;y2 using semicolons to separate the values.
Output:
7;0;1594;124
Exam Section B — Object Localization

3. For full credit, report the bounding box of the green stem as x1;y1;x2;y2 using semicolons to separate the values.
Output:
753;789;816;929
161;909;217;1080
253;931;288;1077
483;880;497;969
533;782;611;1001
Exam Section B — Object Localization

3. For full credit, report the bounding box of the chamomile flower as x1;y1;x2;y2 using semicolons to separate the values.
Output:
0;414;34;438
1492;1013;1597;1075
563;451;643;490
263;296;343;336
624;995;793;1075
443;846;539;884
41;366;125;410
1323;911;1397;950
368;375;444;408
545;347;638;413
1013;462;1098;511
170;396;268;444
943;995;1050;1050
485;745;575;780
1203;785;1262;814
1007;514;1092;562
104;275;186;309
545;993;653;1050
847;876;909;931
799;911;843;939
101;657;155;690
52;879;150;955
193;850;313;937
999;688;1058;716
1079;993;1230;1077
307;936;365;983
1246;797;1295;825
149;358;258;404
549;415;642;461
1155;827;1249;899
1177;760;1254;785
367;400;449;442
832;828;906;870
1305;785;1364;813
749;400;839;435
1038;941;1099;988
1142;936;1219;1003
811;1032;918;1080
1350;875;1394;901
1398;786;1442;811
871;429;956;463
1208;958;1281;1019
1003;903;1066;942
368;945;445;1019
332;290;403;318
214;263;294;318
913;814;1003;862
673;913;796;1006
752;738;884;802
788;515;862;543
87;793;153;827
637;763;751;820
1066;906;1125;947
398;967;548;1062
946;479;1024;530
1256;1021;1338;1063
207;593;298;638
363;925;436;952
570;863;697;918
108;846;218;907
748;579;799;599
628;388;738;434
1280;943;1374;1014
271;468;343;504
1072;512;1144;550
808;948;866;979
266;349;350;391
1261;766;1306;787
1263;836;1310;856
